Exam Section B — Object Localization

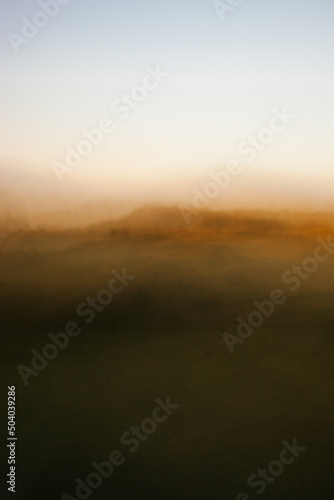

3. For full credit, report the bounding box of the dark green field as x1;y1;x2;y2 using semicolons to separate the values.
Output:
1;212;333;499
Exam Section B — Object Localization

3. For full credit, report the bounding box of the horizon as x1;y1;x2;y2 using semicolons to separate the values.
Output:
1;202;334;233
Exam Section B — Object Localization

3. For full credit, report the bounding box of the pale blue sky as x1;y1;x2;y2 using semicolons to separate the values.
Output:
1;0;333;208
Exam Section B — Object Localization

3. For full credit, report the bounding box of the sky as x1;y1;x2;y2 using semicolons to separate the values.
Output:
0;0;333;219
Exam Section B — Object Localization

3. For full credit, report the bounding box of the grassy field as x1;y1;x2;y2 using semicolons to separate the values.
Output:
1;211;333;499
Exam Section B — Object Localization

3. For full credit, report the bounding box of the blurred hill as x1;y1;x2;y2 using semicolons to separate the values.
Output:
0;205;333;255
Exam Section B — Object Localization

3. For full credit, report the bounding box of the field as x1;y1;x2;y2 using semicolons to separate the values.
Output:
1;209;333;499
